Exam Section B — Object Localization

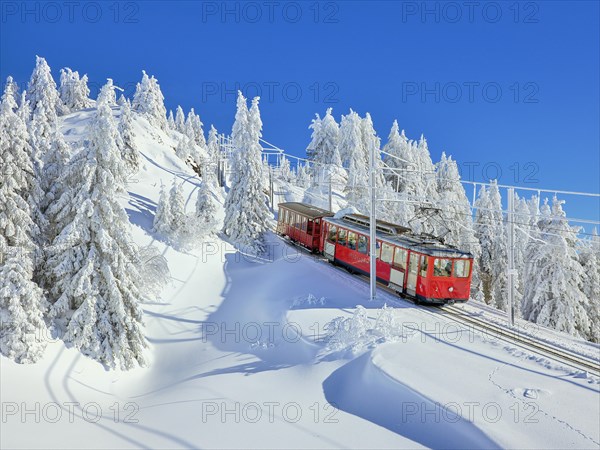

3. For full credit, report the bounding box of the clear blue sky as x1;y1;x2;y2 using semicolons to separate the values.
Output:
1;1;598;219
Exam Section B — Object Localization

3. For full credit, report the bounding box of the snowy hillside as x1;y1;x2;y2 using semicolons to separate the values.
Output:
2;104;599;450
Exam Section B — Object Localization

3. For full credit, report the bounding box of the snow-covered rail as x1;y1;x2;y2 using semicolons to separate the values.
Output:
440;305;600;377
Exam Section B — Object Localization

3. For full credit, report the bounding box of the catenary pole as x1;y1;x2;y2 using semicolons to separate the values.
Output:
370;138;377;300
507;187;515;325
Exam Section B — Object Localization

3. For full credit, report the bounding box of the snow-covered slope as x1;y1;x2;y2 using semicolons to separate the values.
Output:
1;109;599;449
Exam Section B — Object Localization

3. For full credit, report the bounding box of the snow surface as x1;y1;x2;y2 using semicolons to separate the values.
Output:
1;109;599;449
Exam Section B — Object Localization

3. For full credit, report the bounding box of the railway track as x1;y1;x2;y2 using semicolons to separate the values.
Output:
272;226;600;378
440;305;600;377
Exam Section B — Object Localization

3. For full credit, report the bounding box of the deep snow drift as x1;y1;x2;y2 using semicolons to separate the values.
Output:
1;108;599;449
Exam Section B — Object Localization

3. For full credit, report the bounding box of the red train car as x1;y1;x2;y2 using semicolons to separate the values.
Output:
321;213;473;305
277;202;334;252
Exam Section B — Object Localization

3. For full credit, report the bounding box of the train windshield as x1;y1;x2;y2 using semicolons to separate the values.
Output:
454;259;471;278
433;258;452;277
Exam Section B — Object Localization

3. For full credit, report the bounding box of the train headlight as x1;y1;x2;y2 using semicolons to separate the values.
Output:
448;287;454;292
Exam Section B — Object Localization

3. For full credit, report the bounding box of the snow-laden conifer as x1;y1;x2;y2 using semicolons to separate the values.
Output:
132;70;168;130
435;152;482;298
118;99;141;174
2;76;19;110
474;181;507;308
27;56;61;119
206;125;221;188
152;183;173;236
59;68;92;113
97;78;118;106
222;92;271;254
0;82;48;363
195;182;218;231
579;229;599;342
522;198;591;338
175;105;186;133
44;95;147;369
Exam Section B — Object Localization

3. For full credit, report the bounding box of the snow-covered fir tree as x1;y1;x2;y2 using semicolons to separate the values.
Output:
222;92;271;254
58;68;92;113
435;152;482;299
206;125;221;187
2;76;20;109
27;58;59;240
186;108;206;148
278;155;293;182
362;113;386;188
176;136;191;162
167;109;175;129
27;58;60;229
579;229;599;342
521;198;591;338
340;110;368;211
168;177;186;232
382;120;410;191
338;109;363;167
132;70;168;131
474;181;507;308
195;182;218;231
41;128;71;216
512;192;531;316
307;108;343;185
410;135;440;234
0;83;48;363
27;56;61;120
97;78;118;106
118;99;141;174
152;183;173;236
44;95;147;369
296;163;311;188
175;105;186;133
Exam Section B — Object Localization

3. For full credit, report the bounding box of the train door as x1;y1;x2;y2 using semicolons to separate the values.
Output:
406;252;420;296
311;218;321;249
324;223;337;261
389;246;408;293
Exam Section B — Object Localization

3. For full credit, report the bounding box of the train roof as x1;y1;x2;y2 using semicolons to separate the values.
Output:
278;202;334;220
323;215;473;259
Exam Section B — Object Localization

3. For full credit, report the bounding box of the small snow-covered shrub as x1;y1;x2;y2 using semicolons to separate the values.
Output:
323;305;402;356
136;245;171;301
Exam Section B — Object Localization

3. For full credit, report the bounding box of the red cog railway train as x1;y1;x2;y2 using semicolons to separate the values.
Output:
276;202;474;305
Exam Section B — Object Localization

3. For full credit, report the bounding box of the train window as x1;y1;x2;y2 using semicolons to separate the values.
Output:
381;243;393;264
420;256;428;278
338;229;348;246
294;213;300;228
347;232;357;250
393;247;408;270
301;216;307;232
434;259;452;277
409;254;419;274
284;210;289;224
328;225;338;242
307;220;313;235
358;235;368;254
374;241;382;258
454;259;471;278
